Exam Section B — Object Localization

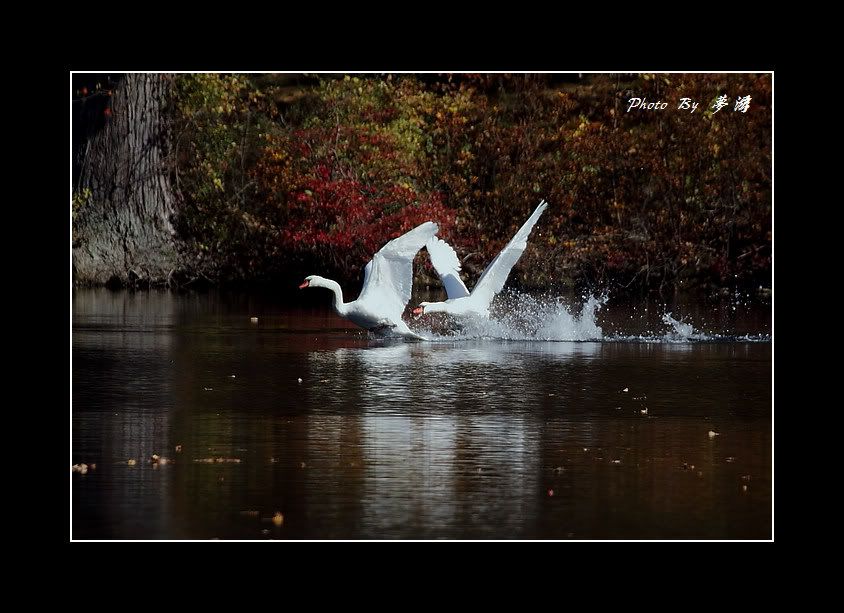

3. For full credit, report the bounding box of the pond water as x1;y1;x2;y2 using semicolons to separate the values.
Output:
72;288;772;540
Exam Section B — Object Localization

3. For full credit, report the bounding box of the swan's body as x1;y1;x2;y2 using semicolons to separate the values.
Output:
414;200;548;318
299;221;438;340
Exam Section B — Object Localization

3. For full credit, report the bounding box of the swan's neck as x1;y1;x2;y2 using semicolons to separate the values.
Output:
426;299;485;317
319;278;347;314
424;301;450;314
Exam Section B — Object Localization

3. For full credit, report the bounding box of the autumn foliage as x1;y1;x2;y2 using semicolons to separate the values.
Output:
171;73;771;293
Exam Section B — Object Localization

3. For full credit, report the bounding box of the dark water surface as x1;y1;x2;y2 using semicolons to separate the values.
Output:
72;289;772;540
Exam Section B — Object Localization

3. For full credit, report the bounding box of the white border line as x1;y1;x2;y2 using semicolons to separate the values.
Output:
70;70;774;542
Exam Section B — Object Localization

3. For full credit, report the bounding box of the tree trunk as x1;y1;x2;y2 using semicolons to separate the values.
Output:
73;74;178;287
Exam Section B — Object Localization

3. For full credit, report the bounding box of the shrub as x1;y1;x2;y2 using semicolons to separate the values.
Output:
171;73;772;293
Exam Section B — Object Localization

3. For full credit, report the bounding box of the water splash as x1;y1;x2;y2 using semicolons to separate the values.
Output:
536;294;606;341
409;292;770;343
661;312;706;341
414;292;607;341
603;310;770;343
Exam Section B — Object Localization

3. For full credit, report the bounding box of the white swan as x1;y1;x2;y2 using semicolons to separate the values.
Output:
299;221;438;339
413;200;548;318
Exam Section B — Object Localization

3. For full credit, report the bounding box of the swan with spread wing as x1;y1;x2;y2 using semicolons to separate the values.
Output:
413;200;548;319
299;221;438;339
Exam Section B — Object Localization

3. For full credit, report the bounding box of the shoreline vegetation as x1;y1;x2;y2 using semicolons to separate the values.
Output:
72;73;771;298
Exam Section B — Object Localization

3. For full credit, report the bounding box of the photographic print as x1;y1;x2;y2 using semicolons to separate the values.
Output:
71;72;772;540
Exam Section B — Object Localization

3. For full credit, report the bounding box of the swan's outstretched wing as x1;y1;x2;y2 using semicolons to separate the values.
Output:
470;199;548;305
357;221;439;318
426;236;470;299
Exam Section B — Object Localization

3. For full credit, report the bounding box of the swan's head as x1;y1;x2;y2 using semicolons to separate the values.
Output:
299;275;327;289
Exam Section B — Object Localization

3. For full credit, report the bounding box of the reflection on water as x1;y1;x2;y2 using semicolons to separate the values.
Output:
72;289;772;540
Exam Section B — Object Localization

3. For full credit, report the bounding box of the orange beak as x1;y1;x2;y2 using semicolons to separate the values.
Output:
412;307;424;315
298;280;309;289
